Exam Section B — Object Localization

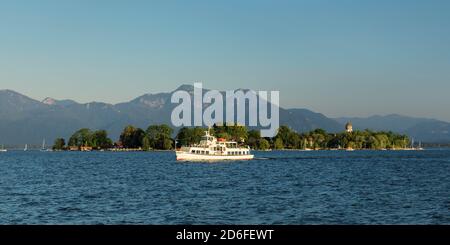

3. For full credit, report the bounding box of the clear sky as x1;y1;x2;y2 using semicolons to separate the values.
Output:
1;0;450;121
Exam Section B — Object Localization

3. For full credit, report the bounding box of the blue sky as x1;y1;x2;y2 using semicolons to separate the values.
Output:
1;0;450;121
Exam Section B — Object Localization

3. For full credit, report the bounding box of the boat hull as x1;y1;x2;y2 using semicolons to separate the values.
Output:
176;151;254;161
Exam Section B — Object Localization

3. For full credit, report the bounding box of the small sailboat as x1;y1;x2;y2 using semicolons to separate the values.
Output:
40;139;52;152
24;144;28;151
417;141;424;151
0;145;7;152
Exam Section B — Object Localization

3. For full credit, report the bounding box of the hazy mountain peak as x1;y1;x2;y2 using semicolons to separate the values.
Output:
0;89;41;105
0;89;29;98
175;84;194;92
42;97;57;105
42;97;78;107
129;92;170;109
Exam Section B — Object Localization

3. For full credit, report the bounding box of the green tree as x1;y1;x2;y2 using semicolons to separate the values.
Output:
176;127;205;147
91;130;113;149
375;134;389;149
142;135;151;151
228;125;248;142
274;137;284;149
258;138;270;150
276;126;292;142
52;138;66;150
161;138;173;150
146;124;174;150
68;128;92;147
247;130;261;149
120;125;145;148
286;132;301;149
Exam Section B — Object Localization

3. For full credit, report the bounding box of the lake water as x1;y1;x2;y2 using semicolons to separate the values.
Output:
0;150;449;224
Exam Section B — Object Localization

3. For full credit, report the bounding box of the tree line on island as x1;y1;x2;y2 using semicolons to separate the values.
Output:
52;124;410;151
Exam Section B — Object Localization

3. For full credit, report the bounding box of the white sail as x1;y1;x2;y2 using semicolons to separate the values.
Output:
40;139;52;152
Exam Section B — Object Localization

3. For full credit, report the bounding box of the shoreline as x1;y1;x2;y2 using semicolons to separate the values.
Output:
0;148;434;152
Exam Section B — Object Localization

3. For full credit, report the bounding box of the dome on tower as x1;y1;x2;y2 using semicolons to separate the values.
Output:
345;122;353;132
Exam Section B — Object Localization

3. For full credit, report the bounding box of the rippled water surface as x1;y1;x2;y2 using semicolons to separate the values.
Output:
0;150;449;224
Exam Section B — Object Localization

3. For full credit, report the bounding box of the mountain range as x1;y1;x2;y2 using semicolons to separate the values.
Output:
1;85;449;146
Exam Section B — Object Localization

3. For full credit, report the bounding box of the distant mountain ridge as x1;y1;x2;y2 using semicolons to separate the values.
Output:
0;86;449;146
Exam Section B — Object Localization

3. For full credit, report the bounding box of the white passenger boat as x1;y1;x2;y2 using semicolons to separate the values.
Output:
176;130;254;161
